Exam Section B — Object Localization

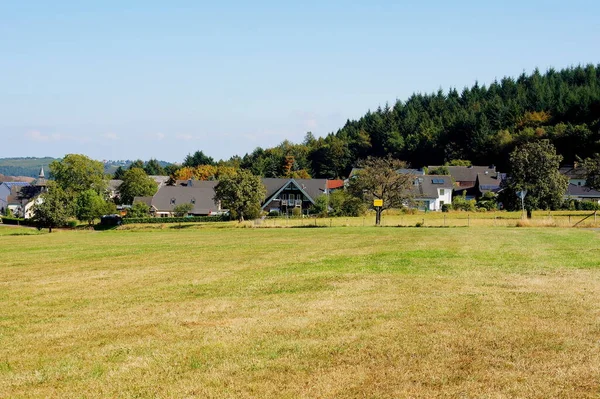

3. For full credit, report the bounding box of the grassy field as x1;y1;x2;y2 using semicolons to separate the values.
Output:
1;225;600;398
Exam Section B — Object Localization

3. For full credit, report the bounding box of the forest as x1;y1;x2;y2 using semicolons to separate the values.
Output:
228;64;600;178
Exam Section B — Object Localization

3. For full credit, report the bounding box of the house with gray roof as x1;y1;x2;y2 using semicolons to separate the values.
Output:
564;184;600;204
410;175;453;211
559;164;588;186
261;178;328;214
0;182;31;212
475;171;505;197
135;180;223;217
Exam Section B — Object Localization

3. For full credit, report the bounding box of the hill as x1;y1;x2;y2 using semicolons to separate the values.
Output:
0;157;56;178
237;64;600;178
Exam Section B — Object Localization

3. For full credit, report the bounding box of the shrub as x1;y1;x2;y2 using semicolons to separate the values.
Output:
577;201;600;210
1;217;37;227
441;204;452;213
267;210;280;217
453;195;476;212
67;220;79;228
291;207;302;218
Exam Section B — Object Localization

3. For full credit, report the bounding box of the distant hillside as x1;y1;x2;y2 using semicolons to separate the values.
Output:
0;157;56;178
0;157;173;178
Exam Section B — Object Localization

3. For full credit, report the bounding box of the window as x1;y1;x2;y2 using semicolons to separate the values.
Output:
190;198;196;204
440;189;445;195
281;194;286;201
170;198;176;205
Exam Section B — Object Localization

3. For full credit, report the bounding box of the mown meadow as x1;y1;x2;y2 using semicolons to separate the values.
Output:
1;224;599;398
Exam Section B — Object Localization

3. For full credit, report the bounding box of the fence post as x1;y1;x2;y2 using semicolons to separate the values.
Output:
444;214;446;227
468;213;470;227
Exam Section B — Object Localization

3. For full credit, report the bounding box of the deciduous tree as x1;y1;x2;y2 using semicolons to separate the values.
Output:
118;168;158;205
347;155;415;213
214;170;266;222
499;140;568;216
50;154;107;194
76;189;109;225
32;185;74;233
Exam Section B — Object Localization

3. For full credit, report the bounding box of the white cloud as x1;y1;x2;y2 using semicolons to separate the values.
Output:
102;133;118;140
24;131;91;143
176;134;194;141
25;130;51;142
147;132;165;141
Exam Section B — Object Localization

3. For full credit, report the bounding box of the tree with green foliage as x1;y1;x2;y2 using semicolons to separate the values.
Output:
347;156;415;216
76;189;109;225
183;150;215;167
50;154;107;194
113;166;126;180
428;166;450;175
32;185;74;232
214;170;266;222
126;202;150;218
128;159;145;170
582;155;600;190
476;191;498;211
144;159;166;176
173;203;194;217
499;140;568;216
118;168;158;205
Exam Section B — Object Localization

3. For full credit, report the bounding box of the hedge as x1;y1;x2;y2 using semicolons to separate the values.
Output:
122;215;229;224
1;217;37;227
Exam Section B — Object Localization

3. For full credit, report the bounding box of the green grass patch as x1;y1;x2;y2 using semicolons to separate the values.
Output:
1;227;600;397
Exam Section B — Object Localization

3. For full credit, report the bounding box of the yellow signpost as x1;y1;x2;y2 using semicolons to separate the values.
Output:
373;199;383;225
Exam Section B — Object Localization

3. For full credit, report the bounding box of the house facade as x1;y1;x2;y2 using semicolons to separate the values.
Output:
559;164;587;186
261;178;328;215
410;175;453;211
427;165;497;199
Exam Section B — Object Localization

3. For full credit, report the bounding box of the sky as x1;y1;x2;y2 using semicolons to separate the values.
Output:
1;0;599;163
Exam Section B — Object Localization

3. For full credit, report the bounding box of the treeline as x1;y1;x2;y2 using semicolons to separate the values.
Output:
200;64;599;179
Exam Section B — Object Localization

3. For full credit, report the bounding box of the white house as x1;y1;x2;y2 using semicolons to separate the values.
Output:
411;175;453;211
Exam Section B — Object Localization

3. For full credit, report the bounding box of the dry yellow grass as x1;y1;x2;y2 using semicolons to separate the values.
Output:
1;226;600;398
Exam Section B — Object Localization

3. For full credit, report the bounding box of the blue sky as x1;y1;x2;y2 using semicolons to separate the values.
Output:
1;0;598;163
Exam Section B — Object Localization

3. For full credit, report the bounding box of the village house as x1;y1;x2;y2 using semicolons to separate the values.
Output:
410;175;453;211
134;180;222;217
427;165;497;199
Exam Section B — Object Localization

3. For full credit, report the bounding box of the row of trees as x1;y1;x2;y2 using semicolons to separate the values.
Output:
32;154;160;231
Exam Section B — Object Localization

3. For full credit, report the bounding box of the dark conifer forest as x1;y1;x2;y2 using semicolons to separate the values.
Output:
237;64;600;178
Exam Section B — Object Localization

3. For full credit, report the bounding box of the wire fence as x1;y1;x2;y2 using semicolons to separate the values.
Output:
254;211;600;229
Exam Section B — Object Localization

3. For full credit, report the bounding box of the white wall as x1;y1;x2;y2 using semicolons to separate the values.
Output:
434;188;453;210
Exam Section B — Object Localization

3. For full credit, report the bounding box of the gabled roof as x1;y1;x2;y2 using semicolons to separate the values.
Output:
326;179;344;190
427;165;496;183
559;165;587;179
411;175;453;199
1;182;31;190
566;184;600;198
108;180;123;191
151;185;220;214
149;175;170;187
476;172;505;193
262;178;327;206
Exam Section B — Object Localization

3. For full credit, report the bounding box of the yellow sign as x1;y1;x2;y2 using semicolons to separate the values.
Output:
373;199;383;207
